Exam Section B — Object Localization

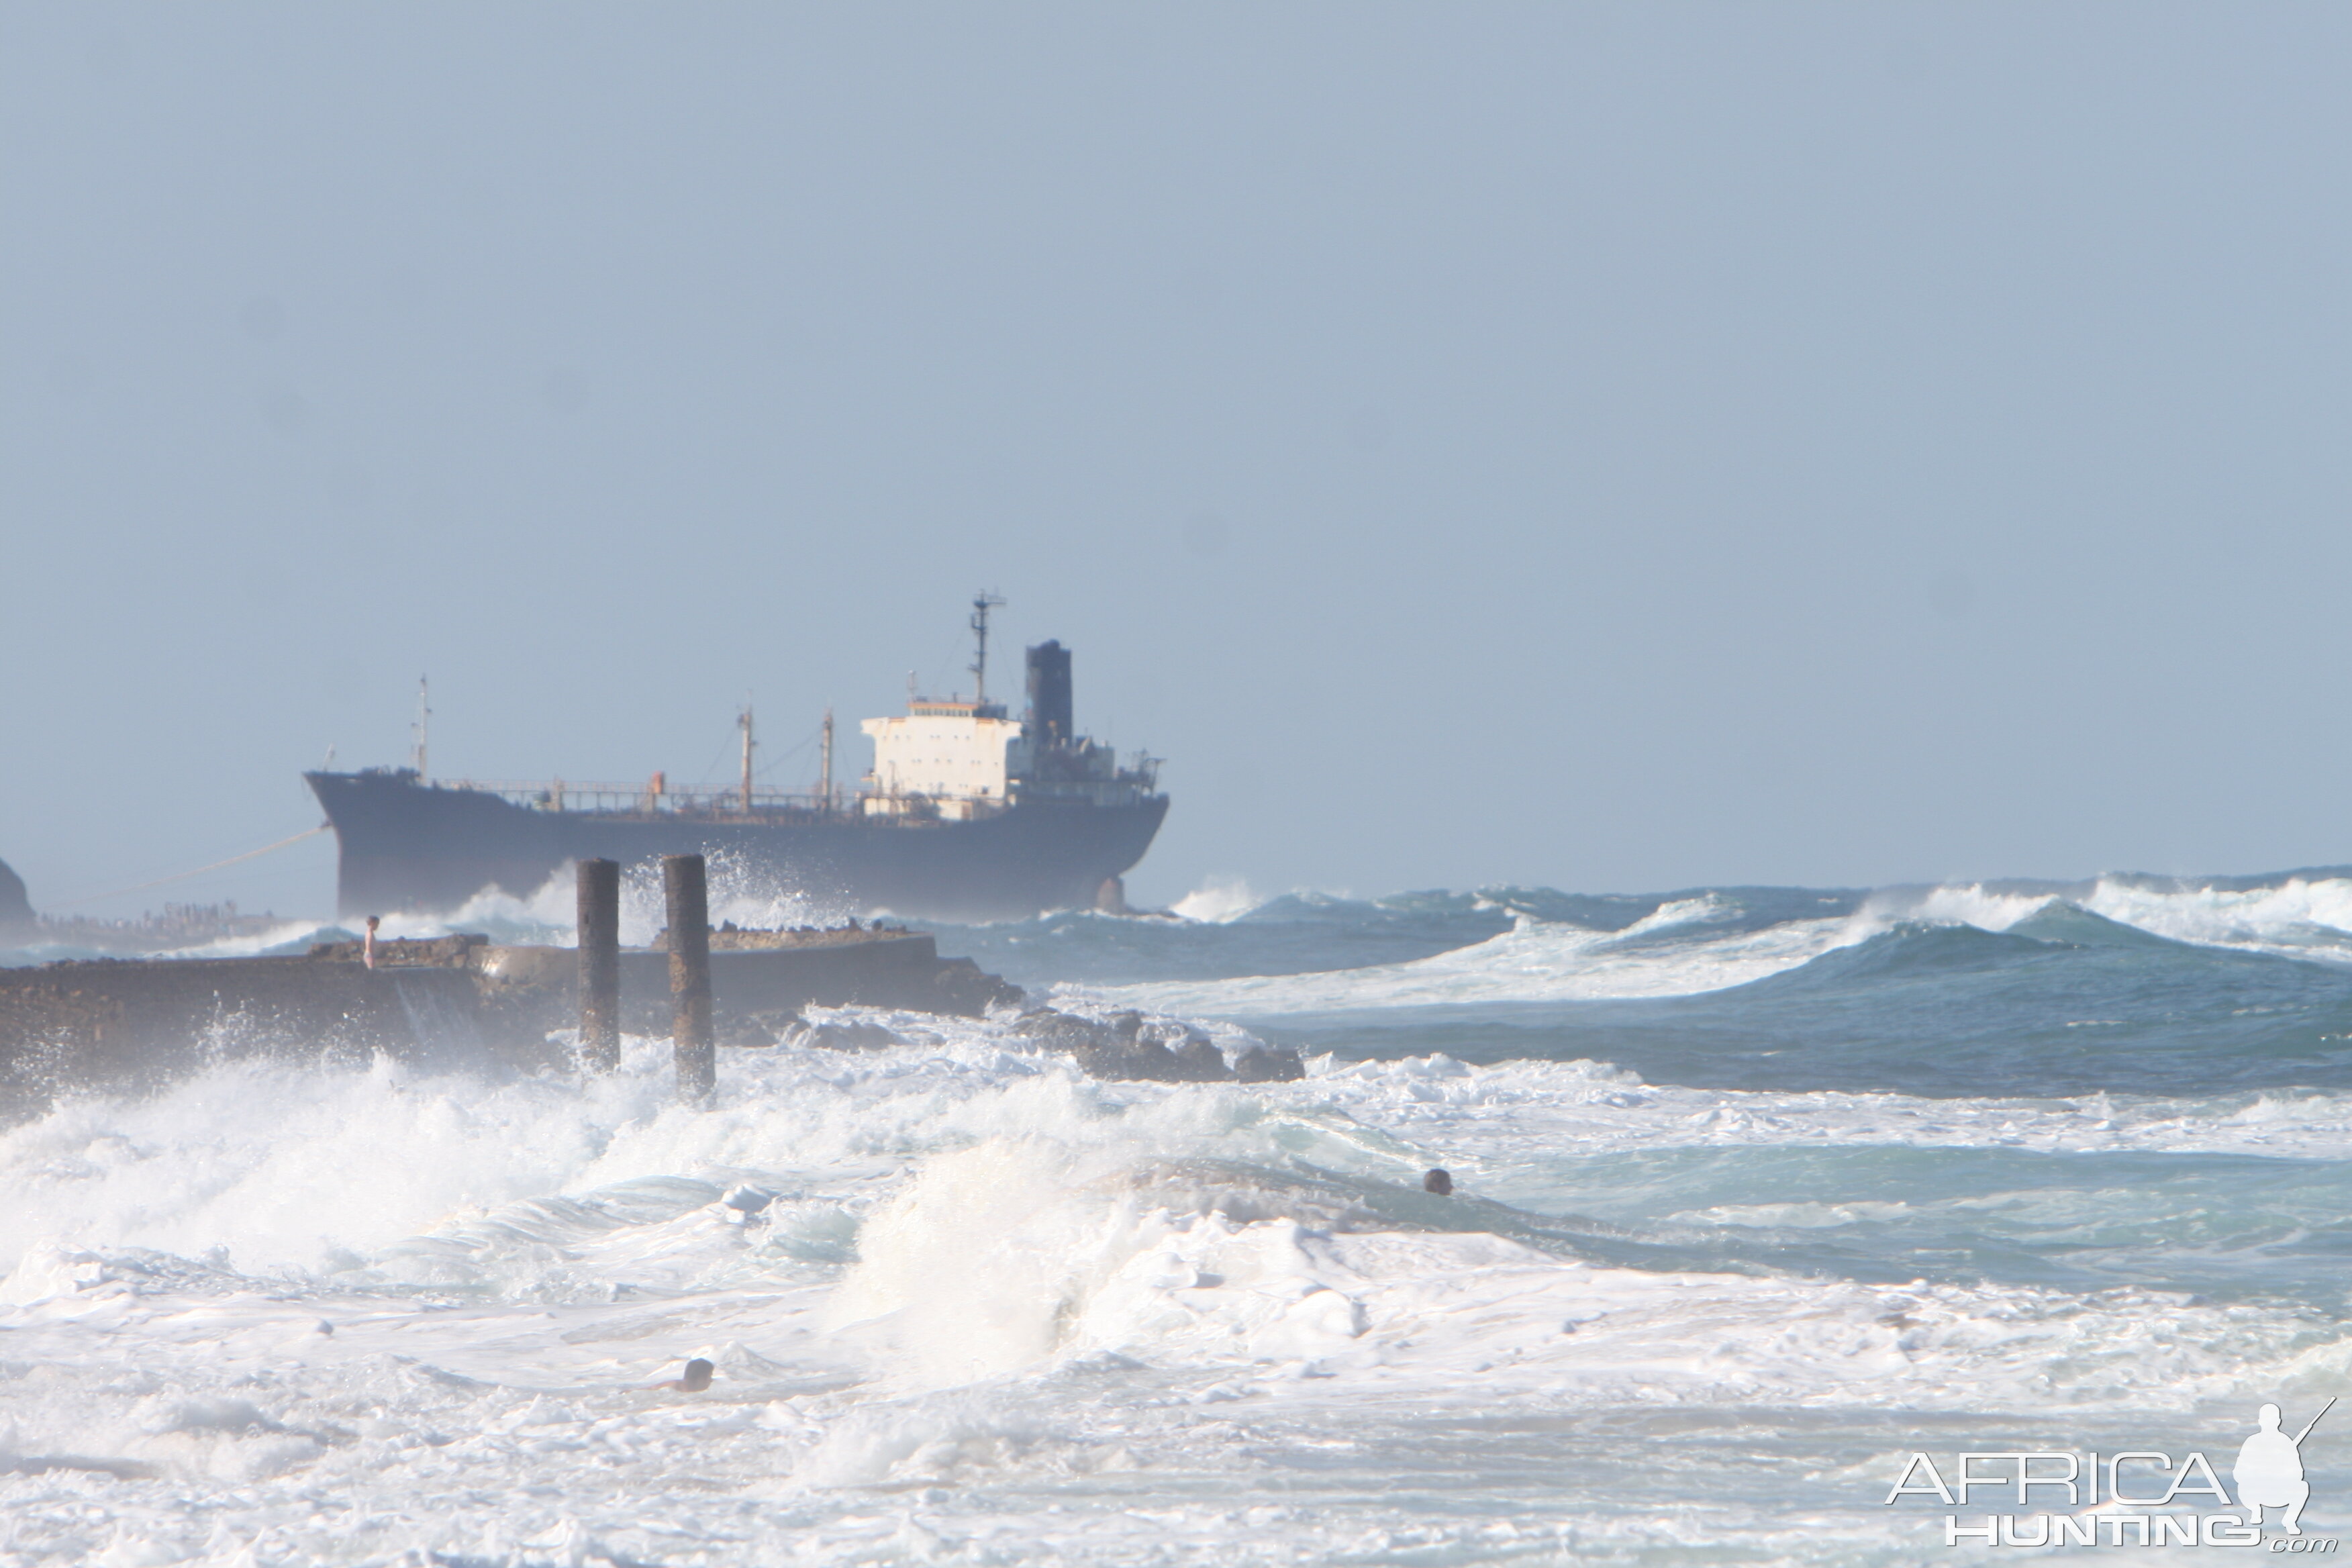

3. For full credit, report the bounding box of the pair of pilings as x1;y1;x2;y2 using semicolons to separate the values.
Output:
575;853;714;1103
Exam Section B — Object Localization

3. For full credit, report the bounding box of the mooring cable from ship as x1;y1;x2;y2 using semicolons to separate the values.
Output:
49;824;333;909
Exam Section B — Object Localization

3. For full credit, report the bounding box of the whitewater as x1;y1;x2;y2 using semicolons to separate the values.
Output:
9;871;2352;1563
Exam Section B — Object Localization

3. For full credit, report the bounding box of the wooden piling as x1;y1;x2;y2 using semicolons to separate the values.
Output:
575;858;621;1072
663;853;715;1102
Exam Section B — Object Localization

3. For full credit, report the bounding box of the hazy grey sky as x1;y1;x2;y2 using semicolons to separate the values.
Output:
5;4;2349;919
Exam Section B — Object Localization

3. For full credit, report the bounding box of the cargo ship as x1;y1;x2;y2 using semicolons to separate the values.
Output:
306;600;1167;923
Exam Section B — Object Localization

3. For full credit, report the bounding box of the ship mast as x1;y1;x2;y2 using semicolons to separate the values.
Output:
738;703;756;813
969;591;1006;706
820;706;835;814
410;677;430;781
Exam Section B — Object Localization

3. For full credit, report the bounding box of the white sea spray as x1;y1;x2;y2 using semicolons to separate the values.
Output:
9;876;2352;1563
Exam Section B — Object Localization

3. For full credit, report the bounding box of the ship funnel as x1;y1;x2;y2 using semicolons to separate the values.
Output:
1026;641;1073;746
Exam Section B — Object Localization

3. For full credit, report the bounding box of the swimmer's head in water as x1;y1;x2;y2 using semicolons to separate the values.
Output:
1423;1168;1453;1195
655;1357;715;1392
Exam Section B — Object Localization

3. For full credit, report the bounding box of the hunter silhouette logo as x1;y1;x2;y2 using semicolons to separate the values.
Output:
2238;1400;2332;1537
1885;1398;2337;1549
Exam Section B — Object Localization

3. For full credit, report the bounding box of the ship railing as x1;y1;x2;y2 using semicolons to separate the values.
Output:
436;776;1163;815
439;779;848;816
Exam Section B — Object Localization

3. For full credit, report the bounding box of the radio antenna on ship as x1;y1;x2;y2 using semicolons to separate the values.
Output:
820;706;836;814
738;701;756;814
410;677;431;781
969;591;1006;706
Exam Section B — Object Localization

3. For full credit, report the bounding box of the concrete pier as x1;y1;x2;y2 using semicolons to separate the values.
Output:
0;925;1019;1120
577;858;621;1072
0;910;1304;1122
664;854;715;1102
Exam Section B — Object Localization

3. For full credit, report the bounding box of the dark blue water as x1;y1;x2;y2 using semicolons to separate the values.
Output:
918;871;2352;1332
942;877;2352;1097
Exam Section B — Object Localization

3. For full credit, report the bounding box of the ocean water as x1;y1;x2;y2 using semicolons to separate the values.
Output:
7;871;2352;1564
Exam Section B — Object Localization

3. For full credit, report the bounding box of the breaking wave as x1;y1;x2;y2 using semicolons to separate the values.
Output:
12;867;2352;1561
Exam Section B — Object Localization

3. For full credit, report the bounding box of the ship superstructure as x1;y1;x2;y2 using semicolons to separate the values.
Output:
862;625;1150;818
306;600;1167;922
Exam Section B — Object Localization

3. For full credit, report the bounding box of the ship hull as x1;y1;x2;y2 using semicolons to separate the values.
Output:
305;771;1169;924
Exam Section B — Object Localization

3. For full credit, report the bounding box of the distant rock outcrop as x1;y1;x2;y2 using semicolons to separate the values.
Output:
1011;1008;1305;1083
0;858;34;934
771;1004;1306;1083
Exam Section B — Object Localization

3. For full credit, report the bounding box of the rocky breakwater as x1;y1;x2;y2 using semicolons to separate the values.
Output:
784;1004;1305;1083
1012;1007;1306;1081
0;922;1300;1114
0;926;1024;1118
